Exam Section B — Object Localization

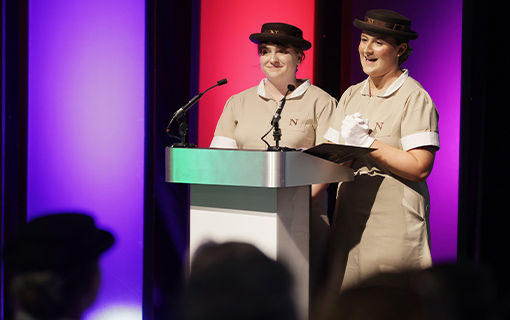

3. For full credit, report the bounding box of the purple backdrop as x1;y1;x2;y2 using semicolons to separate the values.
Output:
27;1;145;319
350;1;462;262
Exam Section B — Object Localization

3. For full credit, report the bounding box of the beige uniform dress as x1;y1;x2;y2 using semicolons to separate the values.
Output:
210;78;337;295
324;70;440;291
210;79;336;150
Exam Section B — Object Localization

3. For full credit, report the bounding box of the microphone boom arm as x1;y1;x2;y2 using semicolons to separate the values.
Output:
166;78;227;130
166;78;227;147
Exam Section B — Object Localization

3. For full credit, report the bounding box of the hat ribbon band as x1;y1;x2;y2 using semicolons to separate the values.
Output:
262;29;301;38
365;17;409;32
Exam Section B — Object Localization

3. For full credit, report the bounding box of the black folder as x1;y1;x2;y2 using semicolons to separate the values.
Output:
302;143;375;164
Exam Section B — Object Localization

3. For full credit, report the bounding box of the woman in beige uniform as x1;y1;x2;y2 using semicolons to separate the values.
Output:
324;9;440;292
210;22;337;296
210;22;336;204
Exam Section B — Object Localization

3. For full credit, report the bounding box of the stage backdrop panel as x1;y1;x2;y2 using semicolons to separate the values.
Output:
197;0;316;148
27;1;145;319
349;0;461;263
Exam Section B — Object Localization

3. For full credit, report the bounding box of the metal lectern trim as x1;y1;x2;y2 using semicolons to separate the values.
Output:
165;147;353;188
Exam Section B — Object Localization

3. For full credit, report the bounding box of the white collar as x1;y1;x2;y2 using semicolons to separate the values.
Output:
257;78;311;99
360;69;409;97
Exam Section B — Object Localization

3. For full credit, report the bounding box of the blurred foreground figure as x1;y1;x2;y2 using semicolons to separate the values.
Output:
2;213;114;320
317;263;499;320
182;241;297;320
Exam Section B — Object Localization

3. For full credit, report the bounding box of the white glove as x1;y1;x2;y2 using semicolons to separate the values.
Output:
341;113;375;148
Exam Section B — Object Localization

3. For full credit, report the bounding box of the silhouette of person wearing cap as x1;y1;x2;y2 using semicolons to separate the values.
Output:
2;213;114;320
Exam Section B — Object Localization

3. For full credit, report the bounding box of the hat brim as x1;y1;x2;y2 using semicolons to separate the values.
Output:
353;19;418;40
249;33;312;50
3;229;115;270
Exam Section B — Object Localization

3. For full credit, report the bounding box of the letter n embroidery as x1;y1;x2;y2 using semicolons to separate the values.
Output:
375;122;384;131
290;119;298;126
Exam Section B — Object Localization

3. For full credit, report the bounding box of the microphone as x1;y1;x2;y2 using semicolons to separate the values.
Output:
271;84;296;126
169;78;228;124
216;78;228;86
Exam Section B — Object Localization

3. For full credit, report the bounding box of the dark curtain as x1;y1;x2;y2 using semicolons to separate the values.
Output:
144;0;199;319
1;1;28;319
458;0;509;299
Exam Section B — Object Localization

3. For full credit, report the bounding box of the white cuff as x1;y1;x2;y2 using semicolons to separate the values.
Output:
401;132;440;151
323;127;341;144
210;136;238;149
360;136;375;148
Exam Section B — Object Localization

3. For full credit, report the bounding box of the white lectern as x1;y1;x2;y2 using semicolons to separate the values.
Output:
165;147;353;320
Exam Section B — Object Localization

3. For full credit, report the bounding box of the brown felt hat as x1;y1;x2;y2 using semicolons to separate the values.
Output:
249;22;312;50
353;9;418;40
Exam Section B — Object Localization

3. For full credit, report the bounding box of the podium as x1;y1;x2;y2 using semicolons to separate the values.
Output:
165;147;353;319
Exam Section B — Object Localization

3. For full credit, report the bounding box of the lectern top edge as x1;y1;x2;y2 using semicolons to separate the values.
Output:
165;147;353;188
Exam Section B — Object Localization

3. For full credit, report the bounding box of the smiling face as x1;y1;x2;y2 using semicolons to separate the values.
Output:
358;32;407;79
259;43;302;84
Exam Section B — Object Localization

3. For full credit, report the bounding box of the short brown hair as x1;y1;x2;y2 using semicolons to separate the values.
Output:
257;42;305;62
